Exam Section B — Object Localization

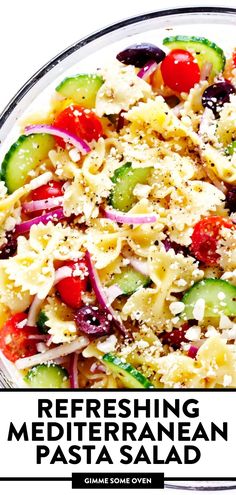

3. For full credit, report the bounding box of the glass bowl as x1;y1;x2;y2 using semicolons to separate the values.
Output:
1;6;236;491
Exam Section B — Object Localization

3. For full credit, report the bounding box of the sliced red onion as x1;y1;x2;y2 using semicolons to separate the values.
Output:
103;284;123;304
69;352;79;388
15;207;65;235
27;334;49;340
172;102;184;117
103;208;157;225
128;257;149;277
85;251;126;335
54;266;73;285
24;124;90;155
188;345;199;359
23;196;64;213
137;60;158;81
15;336;89;369
200;61;213;81
27;295;44;326
36;342;48;353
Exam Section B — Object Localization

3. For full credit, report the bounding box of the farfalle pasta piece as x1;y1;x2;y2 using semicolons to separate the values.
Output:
157;353;198;387
166;180;225;245
86;218;123;269
43;296;77;344
197;336;236;387
0;262;32;312
82;138;121;198
217;226;236;271
200;143;236;183
2;223;85;299
95;61;152;116
216;94;236;146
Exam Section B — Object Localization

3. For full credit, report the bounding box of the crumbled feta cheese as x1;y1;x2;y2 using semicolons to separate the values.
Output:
193;298;205;321
185;326;201;341
219;314;234;330
97;335;117;353
169;301;185;315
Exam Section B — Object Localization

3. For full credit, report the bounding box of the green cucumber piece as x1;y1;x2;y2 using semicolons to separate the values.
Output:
37;311;49;334
163;35;226;76
1;134;55;193
24;364;70;388
225;141;236;156
56;74;103;108
181;278;236;320
110;265;150;295
102;353;154;388
109;162;152;212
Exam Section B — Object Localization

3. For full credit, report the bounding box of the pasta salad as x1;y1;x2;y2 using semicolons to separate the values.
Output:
1;35;236;389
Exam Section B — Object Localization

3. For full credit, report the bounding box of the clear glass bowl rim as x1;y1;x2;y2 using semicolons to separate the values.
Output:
1;6;236;491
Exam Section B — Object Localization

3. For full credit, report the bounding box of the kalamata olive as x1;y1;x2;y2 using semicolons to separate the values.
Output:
116;43;165;68
202;81;236;115
163;238;189;256
226;186;236;213
0;231;17;259
160;324;189;349
74;306;111;338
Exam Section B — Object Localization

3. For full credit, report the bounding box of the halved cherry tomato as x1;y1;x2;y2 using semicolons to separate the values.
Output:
31;180;64;201
54;105;103;148
191;216;234;266
0;313;38;362
161;49;200;93
56;259;89;309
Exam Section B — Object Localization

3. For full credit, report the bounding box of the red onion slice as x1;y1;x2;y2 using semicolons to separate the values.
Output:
69;352;79;388
23;196;64;213
103;208;157;225
15;207;65;235
54;266;73;285
200;61;213;81
15;336;89;369
86;251;126;335
27;295;44;326
24;124;90;155
103;284;123;304
137;60;158;81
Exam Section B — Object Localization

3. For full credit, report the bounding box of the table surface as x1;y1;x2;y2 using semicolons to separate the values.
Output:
1;1;236;493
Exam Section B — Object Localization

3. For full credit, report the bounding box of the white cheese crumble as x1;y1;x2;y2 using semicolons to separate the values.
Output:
219;314;234;330
169;301;185;315
192;298;205;321
96;335;117;353
185;326;201;341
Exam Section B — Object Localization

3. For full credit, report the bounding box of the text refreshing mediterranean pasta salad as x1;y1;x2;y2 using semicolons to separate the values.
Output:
1;36;236;388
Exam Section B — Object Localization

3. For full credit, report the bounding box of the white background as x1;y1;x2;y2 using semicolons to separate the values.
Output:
1;1;236;494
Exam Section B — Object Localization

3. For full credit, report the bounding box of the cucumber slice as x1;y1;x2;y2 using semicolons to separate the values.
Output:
37;311;49;334
109;162;152;212
181;278;236;320
102;353;154;388
110;265;150;295
56;74;104;109
225;141;236;156
24;364;70;388
1;134;55;193
163;36;225;77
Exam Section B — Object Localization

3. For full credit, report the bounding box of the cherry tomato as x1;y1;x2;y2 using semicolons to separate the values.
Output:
161;49;200;93
56;259;89;309
0;313;38;362
191;216;234;266
54;105;103;148
31;181;64;201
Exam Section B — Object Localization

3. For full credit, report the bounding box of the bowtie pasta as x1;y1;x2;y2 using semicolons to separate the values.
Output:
1;36;236;389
